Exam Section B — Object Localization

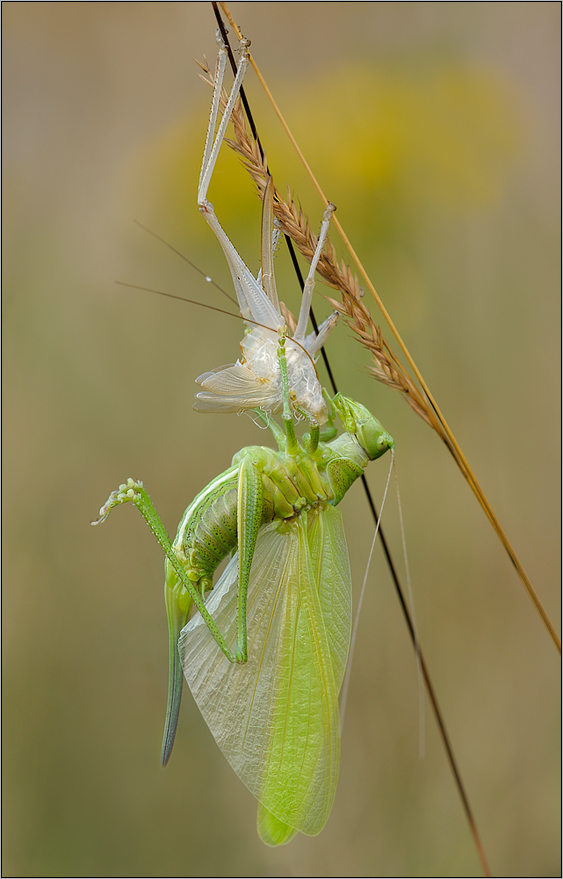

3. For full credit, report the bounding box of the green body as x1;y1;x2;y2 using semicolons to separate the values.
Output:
93;394;393;844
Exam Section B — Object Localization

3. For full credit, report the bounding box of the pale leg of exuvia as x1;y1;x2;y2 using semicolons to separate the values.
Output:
198;32;249;208
259;177;281;311
196;35;283;334
196;33;256;302
292;202;336;343
197;31;338;371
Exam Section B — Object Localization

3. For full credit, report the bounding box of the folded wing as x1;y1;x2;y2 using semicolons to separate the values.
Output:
179;504;352;841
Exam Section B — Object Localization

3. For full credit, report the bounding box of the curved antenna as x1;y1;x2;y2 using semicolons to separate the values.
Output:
133;219;238;307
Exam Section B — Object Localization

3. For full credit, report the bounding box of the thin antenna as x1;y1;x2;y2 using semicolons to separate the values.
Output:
393;455;425;758
340;451;395;728
114;280;240;319
133;220;238;307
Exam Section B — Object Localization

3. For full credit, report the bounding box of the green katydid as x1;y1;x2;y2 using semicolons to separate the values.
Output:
94;392;393;845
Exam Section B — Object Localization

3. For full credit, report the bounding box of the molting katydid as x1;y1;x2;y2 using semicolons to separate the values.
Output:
93;30;395;845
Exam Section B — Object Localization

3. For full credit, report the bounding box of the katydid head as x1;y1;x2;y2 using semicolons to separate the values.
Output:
333;394;394;460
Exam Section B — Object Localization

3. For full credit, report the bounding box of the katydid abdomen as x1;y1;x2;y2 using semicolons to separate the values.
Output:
163;433;365;767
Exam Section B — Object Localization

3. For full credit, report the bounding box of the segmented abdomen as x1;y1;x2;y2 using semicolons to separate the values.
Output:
172;468;241;586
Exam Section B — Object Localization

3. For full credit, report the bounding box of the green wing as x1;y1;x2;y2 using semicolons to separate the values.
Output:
308;503;353;690
178;503;352;844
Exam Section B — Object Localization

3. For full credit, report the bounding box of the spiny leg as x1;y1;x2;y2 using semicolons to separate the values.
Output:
198;32;249;206
259;176;281;311
293;202;337;342
92;480;238;663
198;34;227;199
196;35;282;332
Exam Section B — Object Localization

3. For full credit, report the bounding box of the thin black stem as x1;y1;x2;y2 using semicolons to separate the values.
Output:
212;3;264;157
207;7;490;874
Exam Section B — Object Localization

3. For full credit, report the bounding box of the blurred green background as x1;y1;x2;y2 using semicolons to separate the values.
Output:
3;3;560;876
